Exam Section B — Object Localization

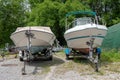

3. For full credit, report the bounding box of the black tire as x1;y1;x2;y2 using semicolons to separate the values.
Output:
98;54;101;59
49;55;53;61
46;55;53;61
20;57;23;61
66;54;69;60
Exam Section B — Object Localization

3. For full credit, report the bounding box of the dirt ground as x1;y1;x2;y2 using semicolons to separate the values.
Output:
0;52;120;80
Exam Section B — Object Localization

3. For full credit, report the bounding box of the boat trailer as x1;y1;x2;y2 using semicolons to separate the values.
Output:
20;29;53;75
65;37;101;72
21;29;33;75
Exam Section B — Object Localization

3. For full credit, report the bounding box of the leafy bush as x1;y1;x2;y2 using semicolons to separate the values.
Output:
101;49;120;62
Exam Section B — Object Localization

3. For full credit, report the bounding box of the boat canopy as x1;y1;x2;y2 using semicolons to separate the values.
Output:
66;11;96;17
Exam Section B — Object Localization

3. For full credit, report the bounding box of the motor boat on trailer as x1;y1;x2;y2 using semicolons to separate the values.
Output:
64;11;107;52
64;11;107;71
10;26;55;60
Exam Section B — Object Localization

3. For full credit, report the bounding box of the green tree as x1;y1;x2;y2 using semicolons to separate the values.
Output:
84;0;120;27
0;0;26;47
28;0;44;8
27;0;89;45
28;0;63;44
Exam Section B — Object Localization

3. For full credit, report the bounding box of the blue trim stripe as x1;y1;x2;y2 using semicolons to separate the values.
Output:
67;35;105;41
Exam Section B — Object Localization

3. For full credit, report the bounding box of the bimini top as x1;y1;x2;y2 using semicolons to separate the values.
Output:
66;11;96;17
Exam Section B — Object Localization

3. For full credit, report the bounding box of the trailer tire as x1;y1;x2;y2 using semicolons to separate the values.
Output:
98;54;101;59
49;55;53;61
46;55;53;61
66;54;69;60
20;57;23;61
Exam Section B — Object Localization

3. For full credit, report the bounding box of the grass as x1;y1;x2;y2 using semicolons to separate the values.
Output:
55;50;120;75
101;49;120;62
0;50;17;59
40;66;50;74
54;51;94;74
54;51;65;58
97;49;120;73
57;49;120;62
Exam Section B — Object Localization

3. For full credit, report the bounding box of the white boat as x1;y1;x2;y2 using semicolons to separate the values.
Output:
64;11;107;71
64;11;107;50
10;26;55;54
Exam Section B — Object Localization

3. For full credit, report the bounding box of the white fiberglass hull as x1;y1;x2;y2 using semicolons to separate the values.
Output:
64;24;107;49
10;26;55;53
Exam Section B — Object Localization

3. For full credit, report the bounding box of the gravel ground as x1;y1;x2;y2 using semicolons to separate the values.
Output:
0;54;120;80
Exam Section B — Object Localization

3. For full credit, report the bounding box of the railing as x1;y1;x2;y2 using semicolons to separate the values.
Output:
65;11;98;30
67;17;96;29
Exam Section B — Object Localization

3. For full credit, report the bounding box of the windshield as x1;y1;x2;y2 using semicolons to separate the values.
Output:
73;17;94;27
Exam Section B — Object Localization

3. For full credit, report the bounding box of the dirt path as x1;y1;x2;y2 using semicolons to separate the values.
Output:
44;66;56;80
0;53;120;80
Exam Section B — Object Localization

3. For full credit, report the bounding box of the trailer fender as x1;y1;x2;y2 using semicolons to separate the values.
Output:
96;48;101;54
64;48;71;55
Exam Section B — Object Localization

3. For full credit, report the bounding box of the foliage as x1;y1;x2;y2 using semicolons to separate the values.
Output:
27;0;90;45
101;49;120;62
27;0;63;42
29;0;44;8
85;0;120;27
112;17;120;24
0;0;120;47
0;0;26;47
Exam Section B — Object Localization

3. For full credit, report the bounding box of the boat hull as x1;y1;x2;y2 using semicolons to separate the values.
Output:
10;27;55;53
64;24;107;49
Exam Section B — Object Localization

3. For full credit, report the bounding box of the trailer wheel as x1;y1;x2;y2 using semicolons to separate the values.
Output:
48;55;53;61
98;54;101;59
66;54;69;60
20;57;23;61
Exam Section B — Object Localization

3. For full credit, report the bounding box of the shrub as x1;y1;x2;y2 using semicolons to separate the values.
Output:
101;49;120;62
